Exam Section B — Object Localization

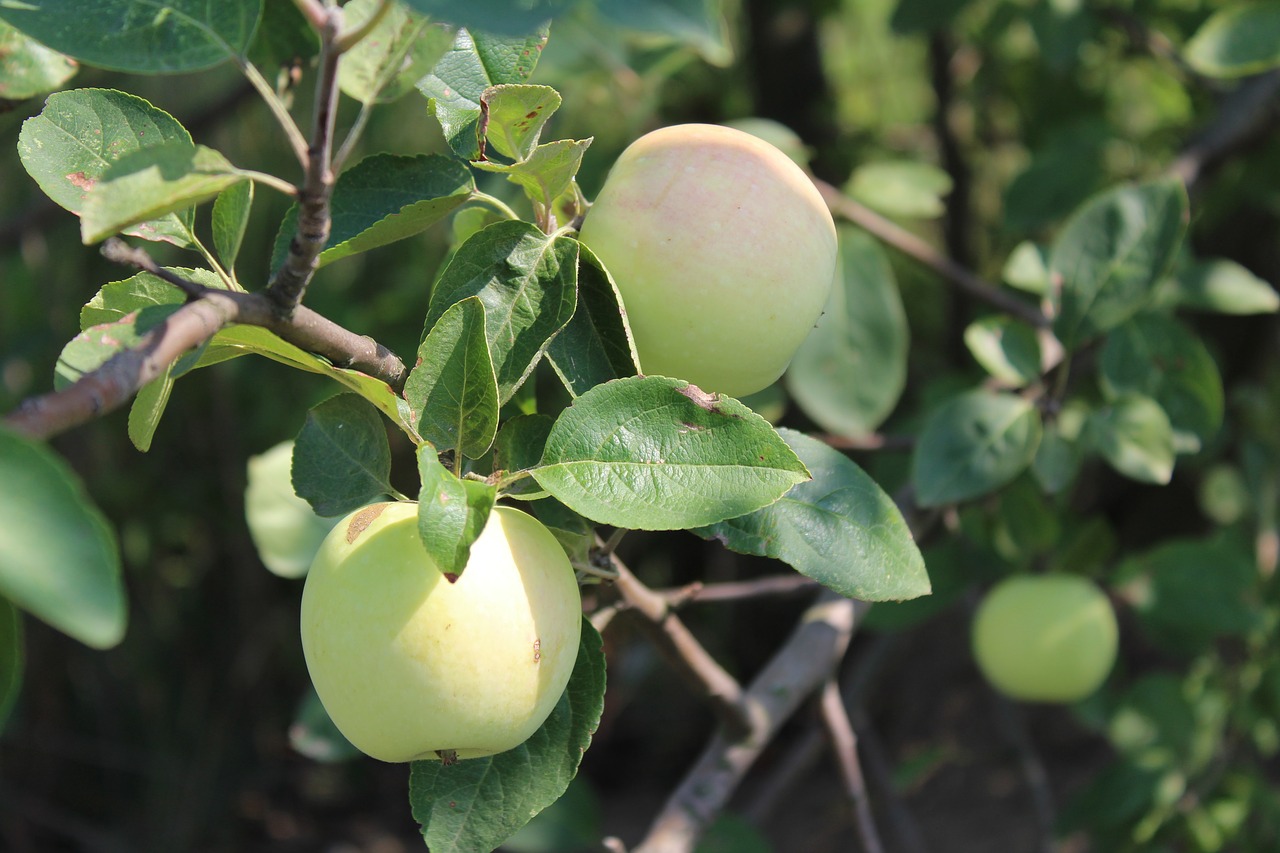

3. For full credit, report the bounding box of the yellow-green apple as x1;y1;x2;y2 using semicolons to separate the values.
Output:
244;440;339;579
300;502;581;762
577;123;837;397
972;574;1118;703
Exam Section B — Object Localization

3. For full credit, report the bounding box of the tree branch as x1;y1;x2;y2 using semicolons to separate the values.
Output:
815;179;1049;329
599;545;753;738
632;591;868;853
820;678;885;853
1169;70;1280;189
3;242;407;441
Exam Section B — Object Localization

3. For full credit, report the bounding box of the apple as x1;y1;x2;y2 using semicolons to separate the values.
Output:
243;440;339;579
300;502;582;763
577;123;838;397
971;574;1118;703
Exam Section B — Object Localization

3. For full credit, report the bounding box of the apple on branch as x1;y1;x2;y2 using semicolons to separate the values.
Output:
578;123;838;398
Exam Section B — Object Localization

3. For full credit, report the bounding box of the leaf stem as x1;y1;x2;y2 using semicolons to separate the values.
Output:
237;58;309;166
470;191;522;221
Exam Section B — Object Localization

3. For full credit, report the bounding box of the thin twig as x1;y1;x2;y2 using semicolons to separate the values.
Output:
820;678;885;853
820;432;916;452
600;548;753;738
815;180;1048;329
659;574;819;607
1169;70;1280;189
632;592;868;853
992;692;1057;853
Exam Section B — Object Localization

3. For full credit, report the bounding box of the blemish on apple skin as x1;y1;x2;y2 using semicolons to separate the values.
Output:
437;749;459;766
346;503;387;543
533;638;541;664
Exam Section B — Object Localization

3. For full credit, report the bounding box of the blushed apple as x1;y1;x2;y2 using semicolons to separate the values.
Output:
577;123;837;397
300;502;581;763
972;574;1118;703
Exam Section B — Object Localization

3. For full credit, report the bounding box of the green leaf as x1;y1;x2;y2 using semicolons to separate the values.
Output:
212;180;253;274
195;325;419;437
1086;395;1176;485
0;597;23;734
846;160;953;218
546;242;640;397
416;26;550;160
0;0;261;73
247;0;319;73
405;297;500;460
18;88;196;247
401;0;567;34
1050;180;1188;350
597;0;733;66
694;428;930;601
55;305;182;390
1100;314;1224;451
127;366;175;452
530;499;594;564
81;142;247;244
0;429;126;649
787;227;909;438
292;394;393;517
271;153;474;270
338;0;453;104
0;19;77;99
495;414;555;499
1185;3;1280;78
912;390;1043;507
1166;259;1280;315
416;445;498;579
475;138;593;211
963;315;1042;386
1031;422;1081;495
502;779;601;853
1115;532;1261;654
1003;241;1051;296
244;441;339;579
410;616;605;853
531;376;810;530
425;221;578;404
290;685;361;763
479;84;561;161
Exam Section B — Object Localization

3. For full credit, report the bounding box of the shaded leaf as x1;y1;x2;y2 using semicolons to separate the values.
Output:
416;445;498;579
82;142;247;244
1086;395;1175;485
598;0;732;66
1186;3;1280;78
18;88;195;246
127;366;174;452
546;242;640;397
292;395;393;516
495;414;555;499
0;19;77;99
532;376;810;530
212;180;253;274
964;315;1041;386
1050;180;1187;349
416;27;549;160
1100;314;1224;451
0;429;126;649
0;597;23;734
846;160;953;218
290;685;361;763
410;617;605;853
1166;259;1279;315
271;153;474;269
694;428;929;601
406;297;500;460
425;221;578;404
0;0;261;73
788;227;908;437
338;0;453;104
912;390;1042;507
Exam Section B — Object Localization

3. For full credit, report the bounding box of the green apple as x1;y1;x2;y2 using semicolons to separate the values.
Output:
244;440;339;579
577;123;838;398
300;502;581;763
971;574;1118;703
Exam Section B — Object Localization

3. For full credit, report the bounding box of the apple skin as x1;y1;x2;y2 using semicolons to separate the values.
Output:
300;502;582;763
971;574;1118;703
577;123;838;398
244;440;339;579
